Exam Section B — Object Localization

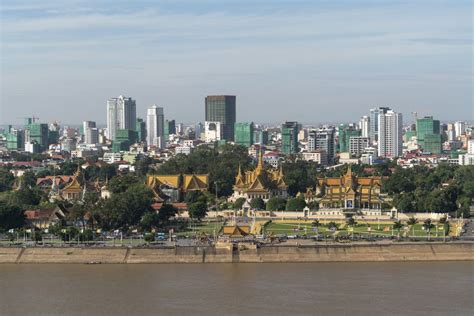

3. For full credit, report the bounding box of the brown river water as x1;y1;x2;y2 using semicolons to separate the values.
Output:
0;262;472;315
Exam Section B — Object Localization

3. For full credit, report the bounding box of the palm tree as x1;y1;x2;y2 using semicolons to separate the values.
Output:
423;219;435;241
312;220;321;240
407;217;418;238
393;220;403;241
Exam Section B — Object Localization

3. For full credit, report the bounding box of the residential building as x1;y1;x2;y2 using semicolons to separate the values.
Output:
83;121;98;145
253;130;268;145
301;150;327;165
454;121;466;138
369;107;390;144
378;110;403;158
234;122;254;147
349;136;370;157
205;95;236;141
308;127;335;165
204;121;222;142
281;121;299;154
359;115;370;138
107;95;136;141
146;105;165;148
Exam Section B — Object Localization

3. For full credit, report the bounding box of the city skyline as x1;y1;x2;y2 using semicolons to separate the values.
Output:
1;0;472;125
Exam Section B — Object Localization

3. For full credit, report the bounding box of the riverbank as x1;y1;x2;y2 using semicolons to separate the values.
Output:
1;242;472;264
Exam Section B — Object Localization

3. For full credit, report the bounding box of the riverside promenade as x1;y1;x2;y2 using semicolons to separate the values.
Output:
0;242;472;264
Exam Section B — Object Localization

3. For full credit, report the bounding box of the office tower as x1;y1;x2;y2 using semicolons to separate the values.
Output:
281;121;299;154
378;110;403;158
359;116;370;138
369;107;390;144
338;124;361;152
164;119;176;141
195;122;203;140
349;136;370;157
308;127;335;164
107;95;136;141
254;130;269;145
234;122;254;147
454;121;466;138
136;118;147;143
205;95;236;141
416;116;441;154
146;105;165;148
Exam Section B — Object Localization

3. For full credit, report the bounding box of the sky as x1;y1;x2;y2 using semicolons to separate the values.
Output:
1;0;472;125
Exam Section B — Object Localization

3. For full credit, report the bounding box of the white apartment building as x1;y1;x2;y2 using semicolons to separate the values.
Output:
349;136;370;157
378;110;403;158
358;116;370;138
146;105;165;148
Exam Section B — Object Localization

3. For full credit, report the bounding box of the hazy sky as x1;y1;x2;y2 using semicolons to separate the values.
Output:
1;0;472;125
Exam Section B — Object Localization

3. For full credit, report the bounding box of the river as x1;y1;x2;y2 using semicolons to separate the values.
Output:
0;262;472;315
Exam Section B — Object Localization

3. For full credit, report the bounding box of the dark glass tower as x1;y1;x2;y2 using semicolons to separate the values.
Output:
205;95;236;141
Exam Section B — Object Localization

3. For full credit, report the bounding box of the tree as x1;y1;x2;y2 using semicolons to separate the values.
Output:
0;168;15;192
109;174;142;194
407;217;418;238
423;219;435;240
250;198;265;210
266;197;287;211
0;202;25;231
21;171;37;188
312;219;320;227
327;221;339;230
8;187;43;207
285;198;306;211
140;212;160;231
157;204;178;224
346;217;357;227
307;201;319;211
393;220;403;240
393;193;416;212
188;201;207;220
233;198;246;210
282;161;318;196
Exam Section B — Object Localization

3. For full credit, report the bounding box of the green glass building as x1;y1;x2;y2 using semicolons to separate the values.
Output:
234;122;254;147
338;124;361;152
416;116;441;153
25;122;49;151
281;121;299;154
113;129;138;152
136;118;147;142
164;119;176;141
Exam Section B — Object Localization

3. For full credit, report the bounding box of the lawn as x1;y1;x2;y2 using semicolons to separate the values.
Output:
264;221;453;238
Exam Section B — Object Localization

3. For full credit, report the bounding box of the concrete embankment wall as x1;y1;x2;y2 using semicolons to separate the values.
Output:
0;243;472;264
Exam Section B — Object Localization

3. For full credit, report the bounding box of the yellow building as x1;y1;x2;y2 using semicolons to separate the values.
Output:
146;174;208;202
316;165;384;210
231;151;287;202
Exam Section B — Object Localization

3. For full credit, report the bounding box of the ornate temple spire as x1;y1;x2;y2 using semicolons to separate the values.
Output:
255;149;264;175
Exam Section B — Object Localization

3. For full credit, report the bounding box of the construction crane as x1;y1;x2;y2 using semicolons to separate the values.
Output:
17;116;40;124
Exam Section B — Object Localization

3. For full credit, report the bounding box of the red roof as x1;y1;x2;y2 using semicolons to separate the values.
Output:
24;209;56;220
152;203;188;211
12;161;42;167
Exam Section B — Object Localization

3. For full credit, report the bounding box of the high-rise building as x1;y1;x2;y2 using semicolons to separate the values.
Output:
25;121;49;151
136;118;147;143
195;122;204;140
359;115;370;138
454;121;466;138
338;124;361;152
369;107;390;144
281;121;299;154
253;130;269;145
113;129;138;152
164;119;176;141
308;127;335;164
83;121;98;145
107;95;136;141
349;136;370;157
378;110;403;158
234;122;254;147
205;95;236;141
205;121;222;142
416;116;441;154
146;105;165;148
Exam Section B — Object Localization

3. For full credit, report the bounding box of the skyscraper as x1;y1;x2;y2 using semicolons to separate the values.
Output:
281;121;299;154
136;118;147;143
146;105;165;148
369;107;390;144
107;95;136;141
378;110;403;158
205;95;236;141
359;115;370;138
